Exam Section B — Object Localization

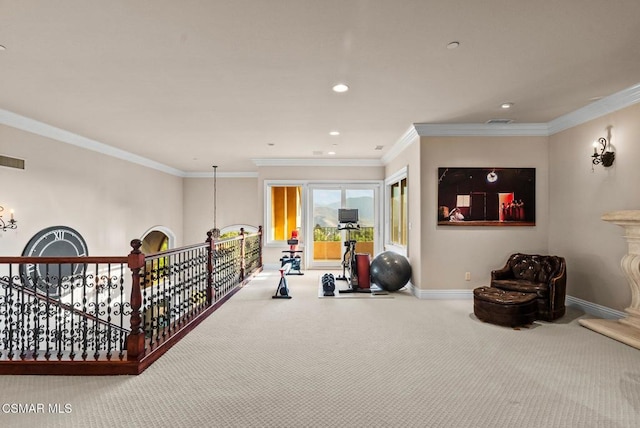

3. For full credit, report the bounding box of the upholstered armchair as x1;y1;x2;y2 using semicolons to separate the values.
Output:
491;253;567;321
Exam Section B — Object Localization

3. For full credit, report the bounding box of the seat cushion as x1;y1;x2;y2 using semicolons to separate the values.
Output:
473;287;537;327
491;279;549;296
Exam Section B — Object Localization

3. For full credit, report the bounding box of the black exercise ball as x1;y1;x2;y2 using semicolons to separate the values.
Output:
370;251;412;291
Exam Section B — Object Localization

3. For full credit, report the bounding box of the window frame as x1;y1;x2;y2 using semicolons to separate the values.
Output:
263;180;305;247
384;166;408;255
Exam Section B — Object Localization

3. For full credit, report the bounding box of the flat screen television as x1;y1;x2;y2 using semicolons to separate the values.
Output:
338;208;359;224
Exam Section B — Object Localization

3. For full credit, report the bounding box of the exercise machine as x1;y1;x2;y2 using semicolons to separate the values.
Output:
280;230;303;275
334;209;372;293
272;268;292;299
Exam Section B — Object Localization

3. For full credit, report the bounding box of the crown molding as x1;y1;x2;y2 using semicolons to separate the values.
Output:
184;171;258;178
251;158;384;167
0;109;186;177
380;83;640;165
4;83;640;174
381;125;419;165
547;83;640;135
413;123;550;137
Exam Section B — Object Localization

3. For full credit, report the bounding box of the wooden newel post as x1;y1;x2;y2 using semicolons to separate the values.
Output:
206;230;214;306
240;227;246;281
127;239;146;361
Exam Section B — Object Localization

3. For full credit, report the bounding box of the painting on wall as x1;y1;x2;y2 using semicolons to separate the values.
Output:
437;167;536;226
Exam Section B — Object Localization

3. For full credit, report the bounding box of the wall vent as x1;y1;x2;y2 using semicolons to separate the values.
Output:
486;119;514;124
0;155;25;170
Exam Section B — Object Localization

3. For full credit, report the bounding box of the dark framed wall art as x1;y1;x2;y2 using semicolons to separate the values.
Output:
437;167;536;226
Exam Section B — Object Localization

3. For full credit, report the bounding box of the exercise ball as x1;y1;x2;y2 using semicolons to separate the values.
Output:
370;251;412;291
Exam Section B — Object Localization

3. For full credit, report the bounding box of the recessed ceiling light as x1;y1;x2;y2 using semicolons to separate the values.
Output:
0;45;6;51
329;131;340;136
374;145;384;151
332;83;349;93
501;102;514;109
328;151;336;155
446;41;460;50
267;143;275;146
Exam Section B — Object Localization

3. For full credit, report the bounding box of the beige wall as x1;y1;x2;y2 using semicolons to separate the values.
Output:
0;124;183;256
419;136;550;291
4;100;639;313
183;177;261;244
549;103;640;311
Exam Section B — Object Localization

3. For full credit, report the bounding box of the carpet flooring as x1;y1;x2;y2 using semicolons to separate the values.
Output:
1;269;639;427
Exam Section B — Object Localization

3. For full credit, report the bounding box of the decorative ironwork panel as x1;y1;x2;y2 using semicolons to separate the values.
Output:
0;261;130;361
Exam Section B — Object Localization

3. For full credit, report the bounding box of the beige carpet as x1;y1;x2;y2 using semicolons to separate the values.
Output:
1;270;639;428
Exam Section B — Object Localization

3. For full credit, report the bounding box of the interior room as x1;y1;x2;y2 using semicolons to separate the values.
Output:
1;1;640;427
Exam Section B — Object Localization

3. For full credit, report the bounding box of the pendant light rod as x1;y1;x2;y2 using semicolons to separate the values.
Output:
212;165;218;236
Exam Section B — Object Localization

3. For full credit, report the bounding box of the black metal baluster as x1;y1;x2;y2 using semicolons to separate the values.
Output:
19;274;27;360
180;250;187;324
153;258;161;346
8;270;16;360
118;263;126;360
93;267;101;360
160;256;167;340
167;253;175;333
105;263;113;360
56;263;63;361
81;270;88;361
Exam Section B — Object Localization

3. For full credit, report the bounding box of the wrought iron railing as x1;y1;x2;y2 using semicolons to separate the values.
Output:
313;226;375;242
0;257;130;362
0;227;262;374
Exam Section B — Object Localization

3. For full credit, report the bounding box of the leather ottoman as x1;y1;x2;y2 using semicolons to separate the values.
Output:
473;286;537;327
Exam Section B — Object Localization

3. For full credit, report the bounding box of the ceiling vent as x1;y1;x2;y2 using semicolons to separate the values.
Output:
312;151;323;156
486;119;514;125
0;155;25;170
374;145;384;151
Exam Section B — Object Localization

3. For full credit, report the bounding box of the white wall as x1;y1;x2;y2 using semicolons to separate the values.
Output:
419;136;550;290
0;124;183;256
549;103;640;311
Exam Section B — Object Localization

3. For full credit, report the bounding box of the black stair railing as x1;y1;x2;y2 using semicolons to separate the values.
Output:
0;227;262;374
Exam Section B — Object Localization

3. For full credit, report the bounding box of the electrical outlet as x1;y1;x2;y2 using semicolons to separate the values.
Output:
465;272;471;281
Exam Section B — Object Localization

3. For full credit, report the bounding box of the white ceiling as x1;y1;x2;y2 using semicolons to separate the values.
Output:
2;1;640;174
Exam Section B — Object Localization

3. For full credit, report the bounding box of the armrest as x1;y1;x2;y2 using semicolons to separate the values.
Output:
547;259;567;308
491;266;513;280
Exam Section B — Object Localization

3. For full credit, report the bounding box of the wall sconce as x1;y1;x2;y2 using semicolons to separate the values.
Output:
592;137;615;169
0;205;17;231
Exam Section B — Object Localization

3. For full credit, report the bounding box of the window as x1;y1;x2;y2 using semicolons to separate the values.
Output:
386;168;408;248
266;184;302;243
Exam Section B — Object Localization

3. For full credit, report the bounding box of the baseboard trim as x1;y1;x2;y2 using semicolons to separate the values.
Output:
408;287;625;319
410;287;473;300
565;296;625;320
